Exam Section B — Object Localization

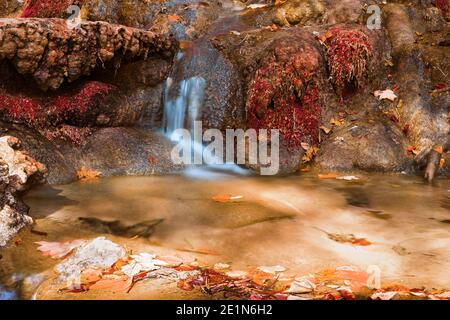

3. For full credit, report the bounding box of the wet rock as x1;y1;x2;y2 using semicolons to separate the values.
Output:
18;0;223;40
80;127;184;177
0;0;22;17
383;4;450;167
54;237;126;282
318;120;411;172
0;18;178;91
271;0;326;27
0;135;47;246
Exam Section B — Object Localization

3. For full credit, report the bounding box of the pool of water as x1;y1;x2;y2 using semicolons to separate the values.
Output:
0;172;449;299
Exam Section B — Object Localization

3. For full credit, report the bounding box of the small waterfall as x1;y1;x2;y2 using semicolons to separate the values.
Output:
163;76;206;136
162;51;248;178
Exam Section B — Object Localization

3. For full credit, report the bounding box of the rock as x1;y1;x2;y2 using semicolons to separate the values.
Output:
318;121;411;172
17;0;223;40
80;127;184;177
0;0;22;17
271;0;326;27
54;237;126;282
0;135;47;246
0;18;178;90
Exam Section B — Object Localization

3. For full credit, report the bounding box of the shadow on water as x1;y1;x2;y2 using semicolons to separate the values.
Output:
25;185;78;219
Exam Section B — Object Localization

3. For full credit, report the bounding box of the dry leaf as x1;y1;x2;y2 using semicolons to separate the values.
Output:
318;173;338;179
371;291;398;300
374;89;398;101
257;265;286;274
212;194;243;203
76;167;100;181
330;118;345;126
36;240;84;259
89;276;133;293
320;126;332;134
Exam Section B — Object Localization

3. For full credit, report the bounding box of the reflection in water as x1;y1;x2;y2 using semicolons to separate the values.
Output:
1;173;449;299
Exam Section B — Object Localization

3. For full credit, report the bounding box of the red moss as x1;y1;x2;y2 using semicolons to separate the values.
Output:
246;39;322;148
434;0;449;17
20;0;83;18
0;94;40;124
51;81;116;117
0;81;116;145
324;27;373;90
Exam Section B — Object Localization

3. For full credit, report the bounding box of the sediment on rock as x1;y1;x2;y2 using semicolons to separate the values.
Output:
0;18;178;91
0;135;46;246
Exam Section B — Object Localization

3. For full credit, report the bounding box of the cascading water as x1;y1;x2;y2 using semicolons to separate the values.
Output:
162;50;248;178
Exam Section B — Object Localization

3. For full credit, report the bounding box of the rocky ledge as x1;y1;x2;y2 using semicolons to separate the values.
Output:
0;18;178;91
0;135;46;246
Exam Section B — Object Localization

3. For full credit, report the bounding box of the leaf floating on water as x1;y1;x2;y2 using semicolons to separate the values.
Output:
212;194;244;203
318;173;338;179
315;228;372;246
35;240;85;259
336;175;360;181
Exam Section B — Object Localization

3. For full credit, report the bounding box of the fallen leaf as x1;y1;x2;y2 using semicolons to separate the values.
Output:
371;291;398;300
167;14;182;22
330;118;345;126
36;240;85;259
226;270;248;279
285;277;316;294
320;126;332;134
336;175;360;181
257;265;286;274
157;255;184;267
247;4;269;9
76;167;101;182
212;194;244;203
214;263;231;270
318;173;338;179
374;89;398;101
89;276;133;293
407;146;420;156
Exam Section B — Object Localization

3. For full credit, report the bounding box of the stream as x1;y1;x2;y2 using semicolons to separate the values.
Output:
0;172;449;299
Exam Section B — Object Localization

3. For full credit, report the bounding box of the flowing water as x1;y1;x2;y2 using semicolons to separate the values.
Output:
0;172;449;299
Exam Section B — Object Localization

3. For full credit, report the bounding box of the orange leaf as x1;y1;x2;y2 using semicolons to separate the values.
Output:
35;240;84;259
89;276;133;293
318;173;338;179
212;194;243;203
168;14;182;22
351;238;372;246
